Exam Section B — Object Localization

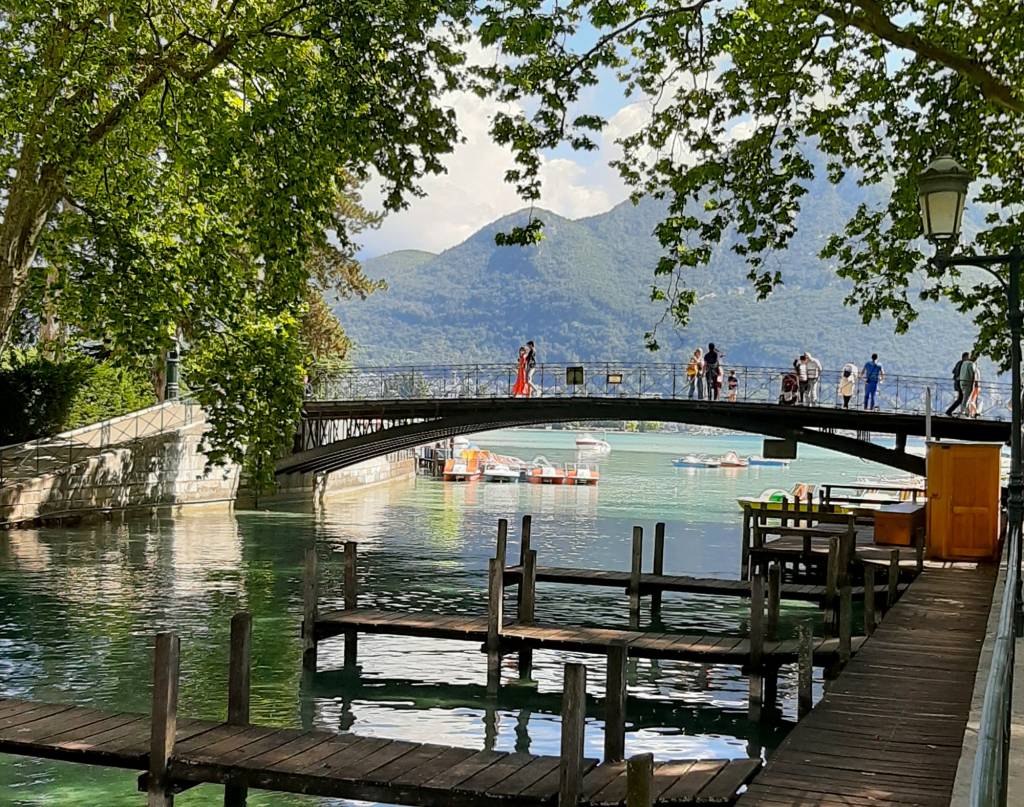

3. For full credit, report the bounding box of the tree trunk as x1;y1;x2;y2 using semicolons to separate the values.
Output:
0;154;63;350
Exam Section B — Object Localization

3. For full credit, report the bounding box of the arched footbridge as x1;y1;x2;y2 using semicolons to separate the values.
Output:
279;363;1013;477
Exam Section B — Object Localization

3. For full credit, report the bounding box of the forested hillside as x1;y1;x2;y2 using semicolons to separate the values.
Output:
339;189;977;375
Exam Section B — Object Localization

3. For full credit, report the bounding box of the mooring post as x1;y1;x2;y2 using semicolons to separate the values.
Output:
839;584;853;665
651;522;666;621
148;632;180;807
225;614;251;807
629;526;643;628
495;518;508;565
780;496;789;528
740;507;752;580
805;491;813;527
487;557;504;695
604;640;628;762
344;541;358;668
626;753;654;807
797;620;813;719
517;515;533;614
766;562;781;641
517;548;537;679
824;537;839;635
558;663;587;807
302;547;318;673
887;549;900;610
839;521;856;585
748;572;765;722
863;564;877;635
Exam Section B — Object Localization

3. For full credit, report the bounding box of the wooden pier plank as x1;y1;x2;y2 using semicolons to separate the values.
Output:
736;565;996;807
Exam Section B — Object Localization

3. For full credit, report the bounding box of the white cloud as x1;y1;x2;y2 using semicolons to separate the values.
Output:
358;88;635;257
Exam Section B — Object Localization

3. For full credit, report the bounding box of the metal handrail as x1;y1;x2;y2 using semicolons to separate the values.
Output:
970;517;1020;807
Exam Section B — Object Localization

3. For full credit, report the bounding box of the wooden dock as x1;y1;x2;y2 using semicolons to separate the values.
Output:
735;564;996;807
0;630;763;807
314;608;864;666
503;564;892;604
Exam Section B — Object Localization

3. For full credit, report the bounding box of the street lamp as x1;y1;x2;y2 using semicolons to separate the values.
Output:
917;154;1023;636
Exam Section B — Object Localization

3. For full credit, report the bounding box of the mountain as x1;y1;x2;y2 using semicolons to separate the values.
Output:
339;185;977;376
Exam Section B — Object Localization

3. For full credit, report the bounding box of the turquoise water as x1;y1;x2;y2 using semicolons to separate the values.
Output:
0;429;897;805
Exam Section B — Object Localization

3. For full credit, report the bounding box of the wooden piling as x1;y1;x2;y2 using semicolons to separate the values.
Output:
651;522;666;621
824;537;839;635
863;564;877;635
629;526;643;628
519;514;533;565
797;620;813;719
225;614;251;807
780;496;790;527
344;541;358;668
749;572;765;722
148;632;180;807
766;562;781;641
519;549;537;624
558;663;587;807
604;640;628;762
839;585;852;665
741;508;752;580
626;753;654;807
805;491;813;526
915;527;925;573
839;521;856;584
887;549;900;609
495;518;508;565
302;548;318;673
487;557;504;696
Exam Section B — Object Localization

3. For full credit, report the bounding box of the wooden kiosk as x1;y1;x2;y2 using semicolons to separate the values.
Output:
926;441;1002;561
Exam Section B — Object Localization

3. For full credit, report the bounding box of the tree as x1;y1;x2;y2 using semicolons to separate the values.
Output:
475;1;1024;360
2;1;474;488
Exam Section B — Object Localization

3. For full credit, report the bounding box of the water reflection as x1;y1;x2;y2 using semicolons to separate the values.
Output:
0;429;864;804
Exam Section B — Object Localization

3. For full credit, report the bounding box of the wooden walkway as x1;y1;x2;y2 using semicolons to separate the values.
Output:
315;609;866;666
0;697;760;805
504;564;894;603
736;564;997;807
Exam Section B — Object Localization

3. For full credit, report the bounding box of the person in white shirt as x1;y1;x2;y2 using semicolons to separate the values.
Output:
804;352;823;405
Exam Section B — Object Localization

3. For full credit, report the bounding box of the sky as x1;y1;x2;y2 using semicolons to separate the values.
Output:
357;58;645;259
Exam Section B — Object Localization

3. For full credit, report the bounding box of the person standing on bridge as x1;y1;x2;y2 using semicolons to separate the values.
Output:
705;343;722;400
838;362;858;409
525;340;540;397
861;353;885;410
796;356;809;404
512;346;530;397
804;351;823;405
945;352;969;417
687;348;705;399
958;354;978;417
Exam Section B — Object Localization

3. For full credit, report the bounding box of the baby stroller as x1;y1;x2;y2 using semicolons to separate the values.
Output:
779;371;800;405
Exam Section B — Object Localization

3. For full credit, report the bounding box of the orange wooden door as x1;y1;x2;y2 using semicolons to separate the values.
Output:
927;443;1000;560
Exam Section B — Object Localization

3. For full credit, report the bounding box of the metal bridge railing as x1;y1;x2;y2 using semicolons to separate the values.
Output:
0;395;203;488
308;362;1012;421
970;516;1020;807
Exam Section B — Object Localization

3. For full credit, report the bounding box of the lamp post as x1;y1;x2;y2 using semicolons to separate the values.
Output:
917;154;1023;636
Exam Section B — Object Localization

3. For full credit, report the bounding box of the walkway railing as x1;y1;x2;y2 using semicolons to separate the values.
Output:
308;362;1012;420
0;396;203;488
971;516;1020;807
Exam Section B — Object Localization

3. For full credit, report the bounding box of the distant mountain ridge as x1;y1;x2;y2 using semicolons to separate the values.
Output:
339;188;976;376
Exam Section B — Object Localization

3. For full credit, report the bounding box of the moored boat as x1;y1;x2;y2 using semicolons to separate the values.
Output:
527;456;567;484
736;483;848;512
718;451;749;468
566;463;600;485
672;454;721;469
747;456;791;467
443;455;482;481
482;463;521;483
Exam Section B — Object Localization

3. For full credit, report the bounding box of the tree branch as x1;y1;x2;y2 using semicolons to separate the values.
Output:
816;0;1024;115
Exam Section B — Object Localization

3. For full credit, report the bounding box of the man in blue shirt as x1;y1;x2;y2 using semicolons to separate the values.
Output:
861;353;885;410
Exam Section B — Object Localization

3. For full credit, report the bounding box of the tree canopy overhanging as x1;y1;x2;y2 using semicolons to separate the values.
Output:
473;0;1023;355
2;0;1021;486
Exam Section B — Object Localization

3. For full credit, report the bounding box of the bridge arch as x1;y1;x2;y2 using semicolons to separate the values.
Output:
277;397;1011;477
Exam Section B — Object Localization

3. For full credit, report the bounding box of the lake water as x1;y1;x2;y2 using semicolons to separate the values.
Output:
0;429;900;805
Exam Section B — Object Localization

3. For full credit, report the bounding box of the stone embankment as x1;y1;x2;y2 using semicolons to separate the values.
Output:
0;402;413;527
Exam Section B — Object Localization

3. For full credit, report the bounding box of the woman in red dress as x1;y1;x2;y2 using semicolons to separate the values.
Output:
512;346;530;397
